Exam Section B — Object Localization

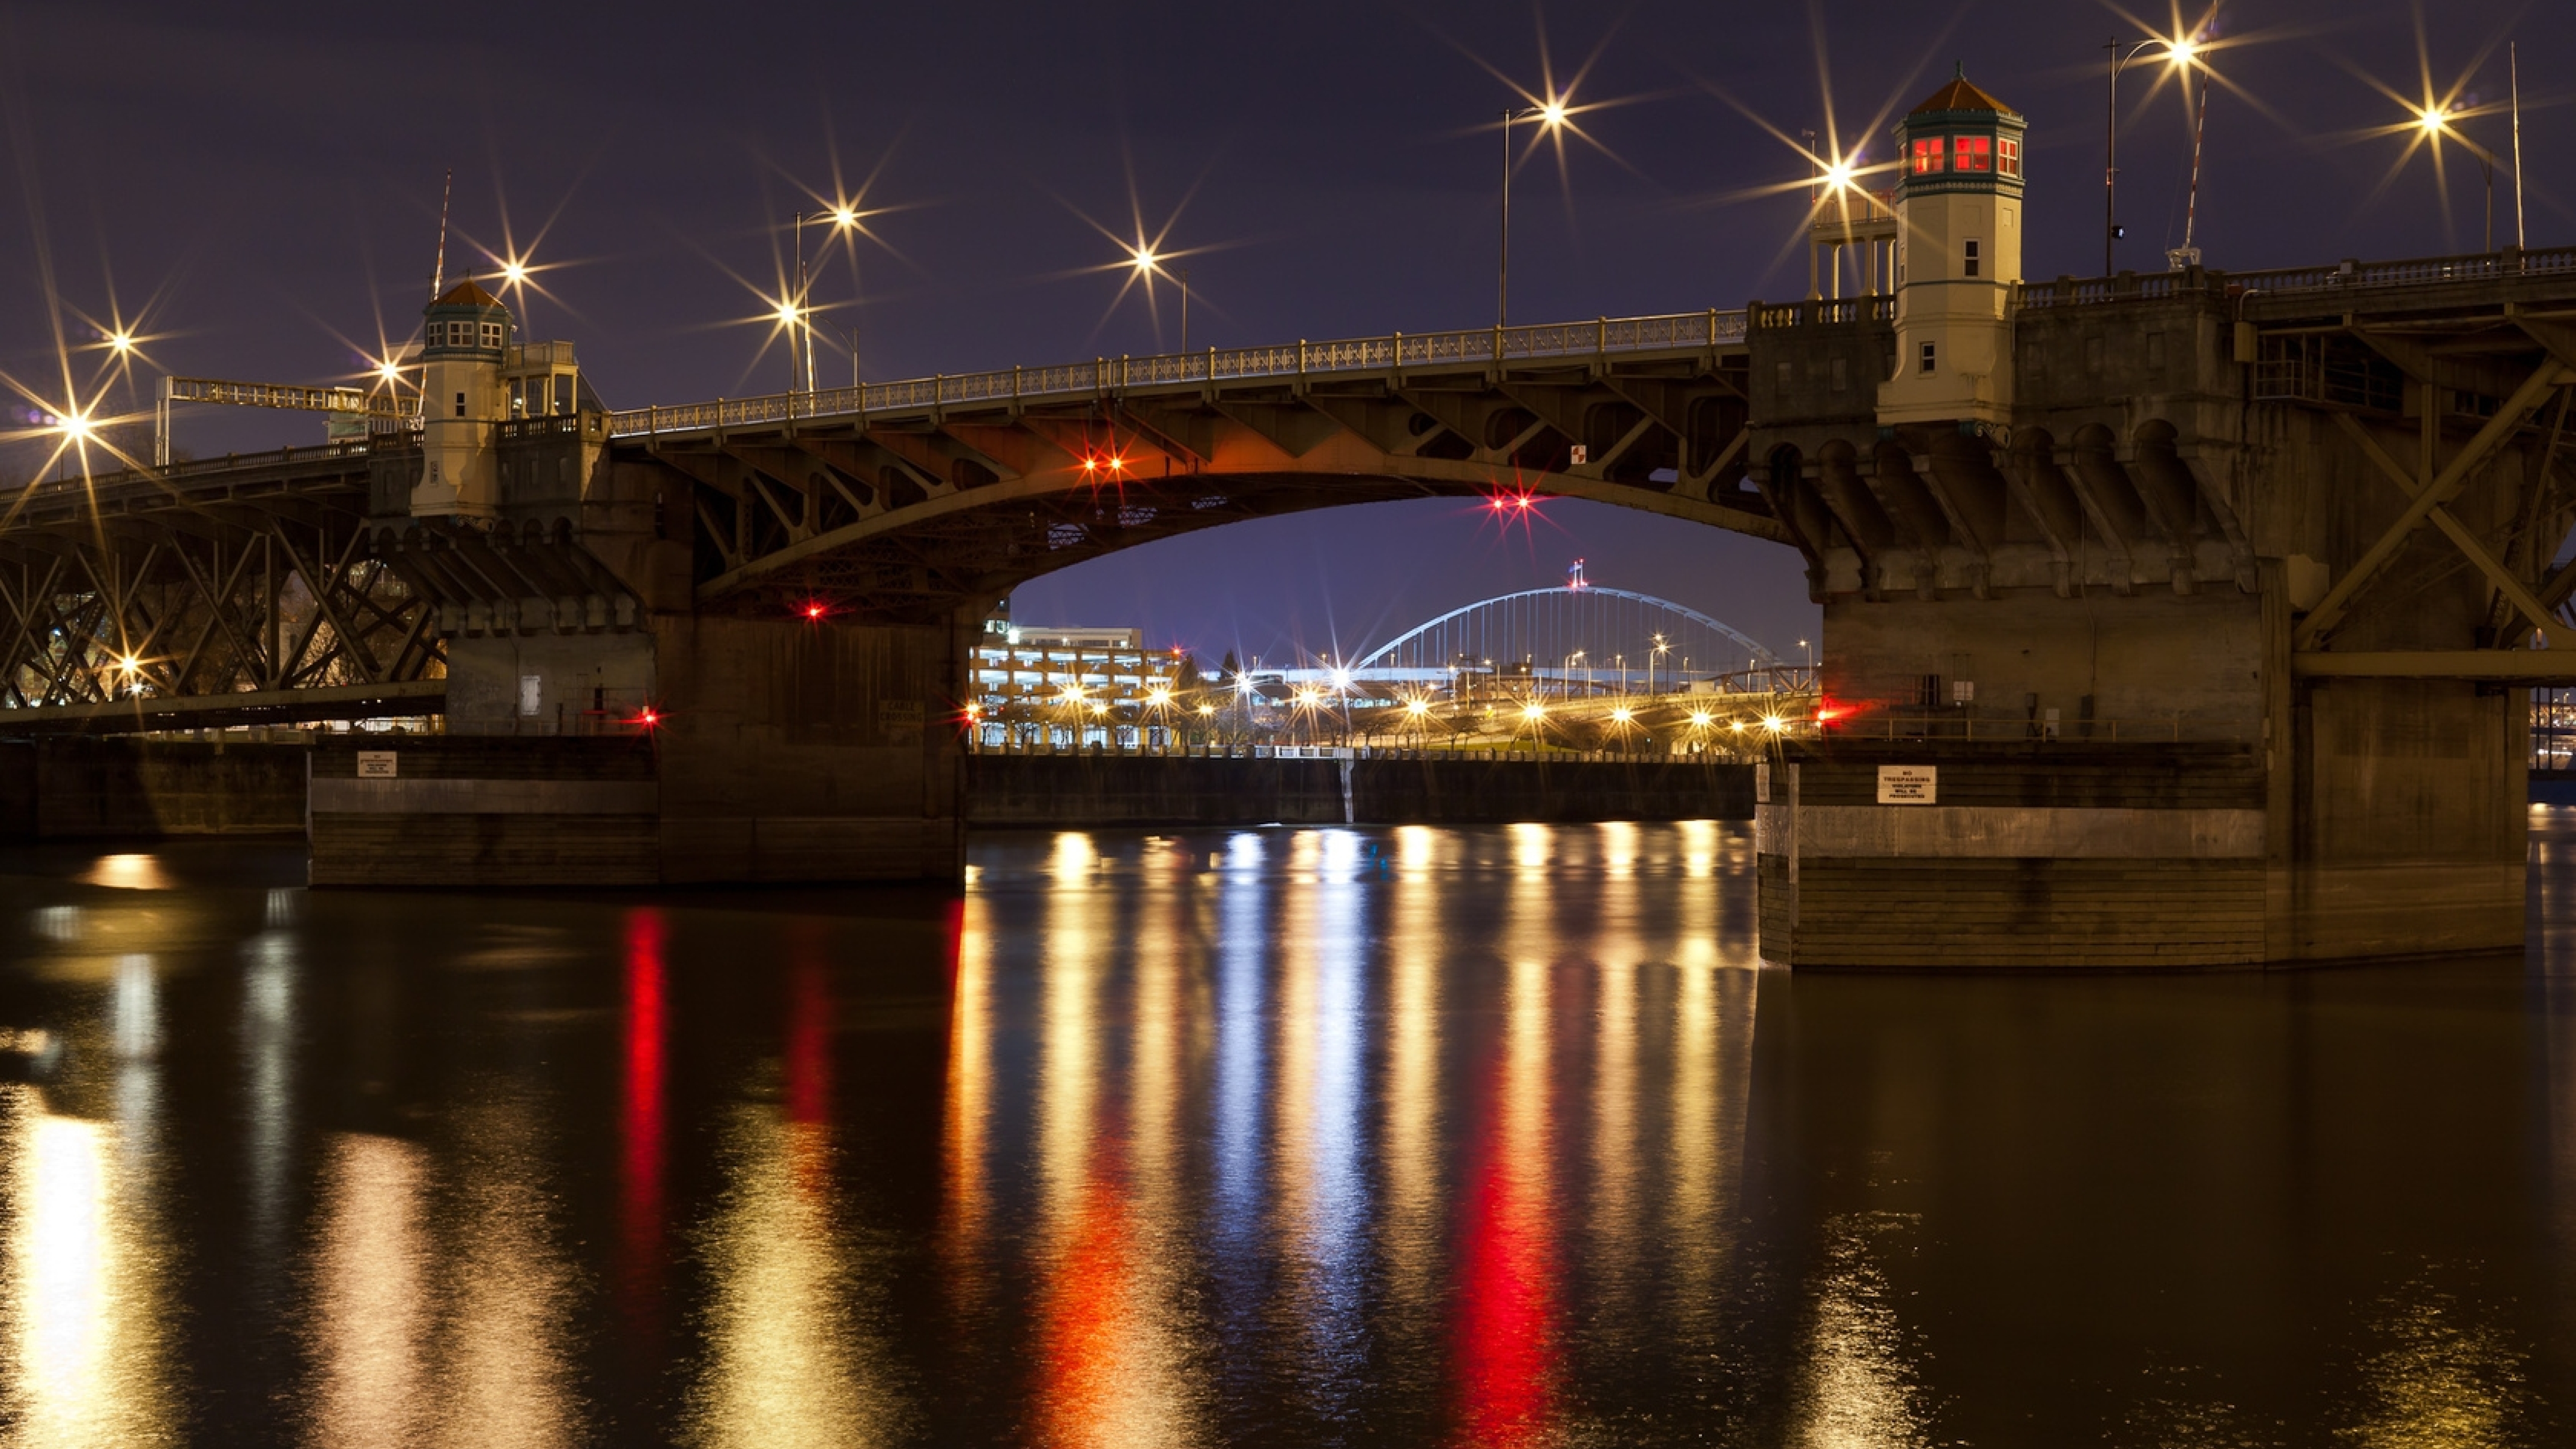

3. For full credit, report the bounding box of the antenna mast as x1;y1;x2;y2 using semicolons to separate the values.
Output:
2513;41;2526;251
2168;79;2210;270
428;168;452;302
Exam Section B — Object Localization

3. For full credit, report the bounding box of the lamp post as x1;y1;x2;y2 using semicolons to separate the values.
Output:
1180;267;1191;355
2104;36;2197;275
2415;106;2501;253
793;210;811;394
1498;100;1567;328
793;206;863;395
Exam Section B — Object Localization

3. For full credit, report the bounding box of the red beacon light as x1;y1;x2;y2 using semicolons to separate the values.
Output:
632;706;662;730
800;601;828;621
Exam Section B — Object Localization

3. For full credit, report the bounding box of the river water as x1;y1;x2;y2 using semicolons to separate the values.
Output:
0;819;2570;1445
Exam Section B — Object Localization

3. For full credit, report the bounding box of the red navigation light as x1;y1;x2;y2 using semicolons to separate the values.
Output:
633;706;662;730
802;601;827;620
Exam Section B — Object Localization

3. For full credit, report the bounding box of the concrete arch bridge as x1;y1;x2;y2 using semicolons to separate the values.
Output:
596;308;1788;624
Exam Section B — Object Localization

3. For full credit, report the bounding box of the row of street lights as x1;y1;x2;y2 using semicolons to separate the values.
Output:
14;25;2546;467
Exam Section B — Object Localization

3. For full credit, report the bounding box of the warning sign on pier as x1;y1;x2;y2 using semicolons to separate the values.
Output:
1876;765;1937;804
356;751;397;779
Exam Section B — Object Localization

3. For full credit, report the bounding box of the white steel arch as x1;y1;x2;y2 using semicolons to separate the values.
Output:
1359;586;1779;672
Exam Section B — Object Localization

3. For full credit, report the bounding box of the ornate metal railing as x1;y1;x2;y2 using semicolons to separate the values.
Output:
167;377;417;418
2016;245;2576;310
2;439;377;511
605;307;1752;438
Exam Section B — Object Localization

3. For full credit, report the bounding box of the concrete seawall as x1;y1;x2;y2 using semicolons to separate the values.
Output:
0;739;1755;853
965;754;1755;827
0;739;308;838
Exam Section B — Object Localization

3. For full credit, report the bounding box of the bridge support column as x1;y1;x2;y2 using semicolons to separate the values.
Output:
1755;585;2524;969
649;610;970;883
309;609;973;887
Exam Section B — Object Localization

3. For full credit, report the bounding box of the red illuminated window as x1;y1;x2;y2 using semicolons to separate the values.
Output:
1997;137;2021;177
1910;136;1946;174
1955;135;1992;172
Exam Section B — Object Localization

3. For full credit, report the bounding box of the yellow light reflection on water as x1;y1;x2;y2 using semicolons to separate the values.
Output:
83;854;172;891
1791;1214;1934;1447
0;1092;174;1442
2341;1275;2530;1445
310;1133;430;1447
1382;825;1444;1347
942;895;995;1305
433;1102;579;1447
687;1106;900;1446
1029;830;1208;1446
1508;821;1551;877
1590;829;1643;1315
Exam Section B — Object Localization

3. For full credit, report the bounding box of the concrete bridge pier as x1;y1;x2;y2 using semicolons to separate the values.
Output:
646;611;971;883
1751;580;2525;970
309;611;973;887
308;605;974;887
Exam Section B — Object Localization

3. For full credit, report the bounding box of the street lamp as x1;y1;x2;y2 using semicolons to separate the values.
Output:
2413;105;2503;253
1650;632;1669;697
792;206;865;395
1498;98;1569;328
2104;35;2201;275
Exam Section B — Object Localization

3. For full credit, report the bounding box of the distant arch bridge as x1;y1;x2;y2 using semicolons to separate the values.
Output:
1256;585;1785;696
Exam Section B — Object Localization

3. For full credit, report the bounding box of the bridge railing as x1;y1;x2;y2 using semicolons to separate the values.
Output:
2017;245;2576;310
605;307;1751;438
1;439;377;507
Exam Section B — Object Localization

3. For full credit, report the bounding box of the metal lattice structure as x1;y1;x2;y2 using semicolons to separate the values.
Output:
0;448;445;729
1359;586;1779;679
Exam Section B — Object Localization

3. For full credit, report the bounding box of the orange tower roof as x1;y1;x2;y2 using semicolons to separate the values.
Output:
1909;71;2018;117
432;277;502;307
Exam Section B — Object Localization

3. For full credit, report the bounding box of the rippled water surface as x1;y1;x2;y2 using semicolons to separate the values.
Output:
1;819;2573;1444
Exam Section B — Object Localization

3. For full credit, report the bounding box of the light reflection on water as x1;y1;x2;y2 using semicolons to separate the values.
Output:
0;823;2570;1442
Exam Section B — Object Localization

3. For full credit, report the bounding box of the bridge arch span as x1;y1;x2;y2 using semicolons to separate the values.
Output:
605;309;1785;623
662;459;1788;625
1354;585;1779;681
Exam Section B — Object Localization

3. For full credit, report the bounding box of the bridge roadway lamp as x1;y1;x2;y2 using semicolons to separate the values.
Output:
2412;105;2503;254
1497;100;1569;328
2103;35;2198;275
792;206;864;394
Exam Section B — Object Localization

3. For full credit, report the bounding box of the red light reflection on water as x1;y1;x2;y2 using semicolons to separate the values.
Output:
1035;1166;1142;1448
620;909;668;1324
784;943;831;1128
1449;990;1560;1445
783;933;835;1202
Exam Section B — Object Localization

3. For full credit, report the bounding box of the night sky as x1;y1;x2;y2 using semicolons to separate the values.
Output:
2;1;2565;664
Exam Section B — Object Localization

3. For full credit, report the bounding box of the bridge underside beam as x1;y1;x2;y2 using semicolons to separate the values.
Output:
0;679;447;733
607;345;1776;621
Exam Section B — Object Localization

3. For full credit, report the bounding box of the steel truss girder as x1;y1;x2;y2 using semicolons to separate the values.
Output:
0;488;441;724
